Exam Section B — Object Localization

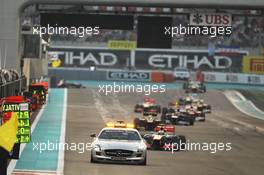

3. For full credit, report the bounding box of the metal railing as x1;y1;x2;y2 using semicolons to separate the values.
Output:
0;77;27;98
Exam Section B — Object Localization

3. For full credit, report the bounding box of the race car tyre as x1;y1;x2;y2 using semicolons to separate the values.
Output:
183;82;188;89
145;124;154;131
207;105;212;113
171;118;178;125
178;135;186;150
157;105;161;113
152;140;161;150
168;108;175;113
134;118;140;129
203;86;207;93
161;114;166;123
90;154;97;163
134;105;143;113
154;120;160;127
189;118;195;126
162;107;168;114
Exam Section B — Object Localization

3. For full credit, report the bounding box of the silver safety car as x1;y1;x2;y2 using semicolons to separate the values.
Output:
90;122;147;165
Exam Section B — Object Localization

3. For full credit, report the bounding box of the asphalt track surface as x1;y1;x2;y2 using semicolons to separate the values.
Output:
64;88;264;175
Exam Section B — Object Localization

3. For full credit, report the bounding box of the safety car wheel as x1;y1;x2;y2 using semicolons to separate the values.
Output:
90;154;97;163
139;154;147;165
162;107;168;114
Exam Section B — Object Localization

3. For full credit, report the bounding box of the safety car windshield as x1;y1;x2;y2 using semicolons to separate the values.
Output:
99;130;141;141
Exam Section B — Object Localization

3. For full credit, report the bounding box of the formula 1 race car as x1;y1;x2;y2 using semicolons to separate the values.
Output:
183;81;206;93
143;125;186;151
192;99;212;114
165;96;211;122
134;97;161;116
162;97;195;125
161;106;196;125
134;115;161;131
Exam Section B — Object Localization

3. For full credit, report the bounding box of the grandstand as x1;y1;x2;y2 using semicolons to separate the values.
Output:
19;5;264;49
45;10;264;48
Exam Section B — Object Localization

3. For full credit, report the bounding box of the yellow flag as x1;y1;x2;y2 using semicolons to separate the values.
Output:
0;112;18;152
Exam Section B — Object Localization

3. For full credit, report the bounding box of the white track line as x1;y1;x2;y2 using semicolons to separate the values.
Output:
92;89;112;122
57;88;67;175
12;169;56;174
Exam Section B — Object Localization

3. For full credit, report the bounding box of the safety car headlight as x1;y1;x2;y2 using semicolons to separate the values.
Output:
138;144;146;152
94;144;101;152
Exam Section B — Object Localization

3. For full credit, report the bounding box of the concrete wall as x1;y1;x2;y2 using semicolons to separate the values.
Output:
48;68;107;81
23;58;48;85
0;0;26;70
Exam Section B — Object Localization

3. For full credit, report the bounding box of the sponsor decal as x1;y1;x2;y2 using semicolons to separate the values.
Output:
135;49;247;71
148;54;231;69
226;74;238;83
247;76;261;84
205;74;216;82
243;56;264;74
190;13;232;26
48;48;129;68
107;40;136;50
107;71;150;81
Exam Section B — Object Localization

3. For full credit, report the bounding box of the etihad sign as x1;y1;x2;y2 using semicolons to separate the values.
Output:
148;54;232;69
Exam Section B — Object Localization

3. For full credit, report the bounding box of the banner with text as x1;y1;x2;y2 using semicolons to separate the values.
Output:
243;56;264;74
48;47;247;72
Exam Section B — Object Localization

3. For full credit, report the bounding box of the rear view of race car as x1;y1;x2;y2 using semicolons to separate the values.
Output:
134;97;161;116
134;115;161;131
162;105;196;125
143;125;186;151
183;81;206;93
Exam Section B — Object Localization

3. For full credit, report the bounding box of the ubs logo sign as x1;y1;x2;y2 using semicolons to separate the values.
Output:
190;13;232;26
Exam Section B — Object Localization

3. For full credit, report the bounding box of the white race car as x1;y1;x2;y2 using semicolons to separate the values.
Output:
90;121;147;165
